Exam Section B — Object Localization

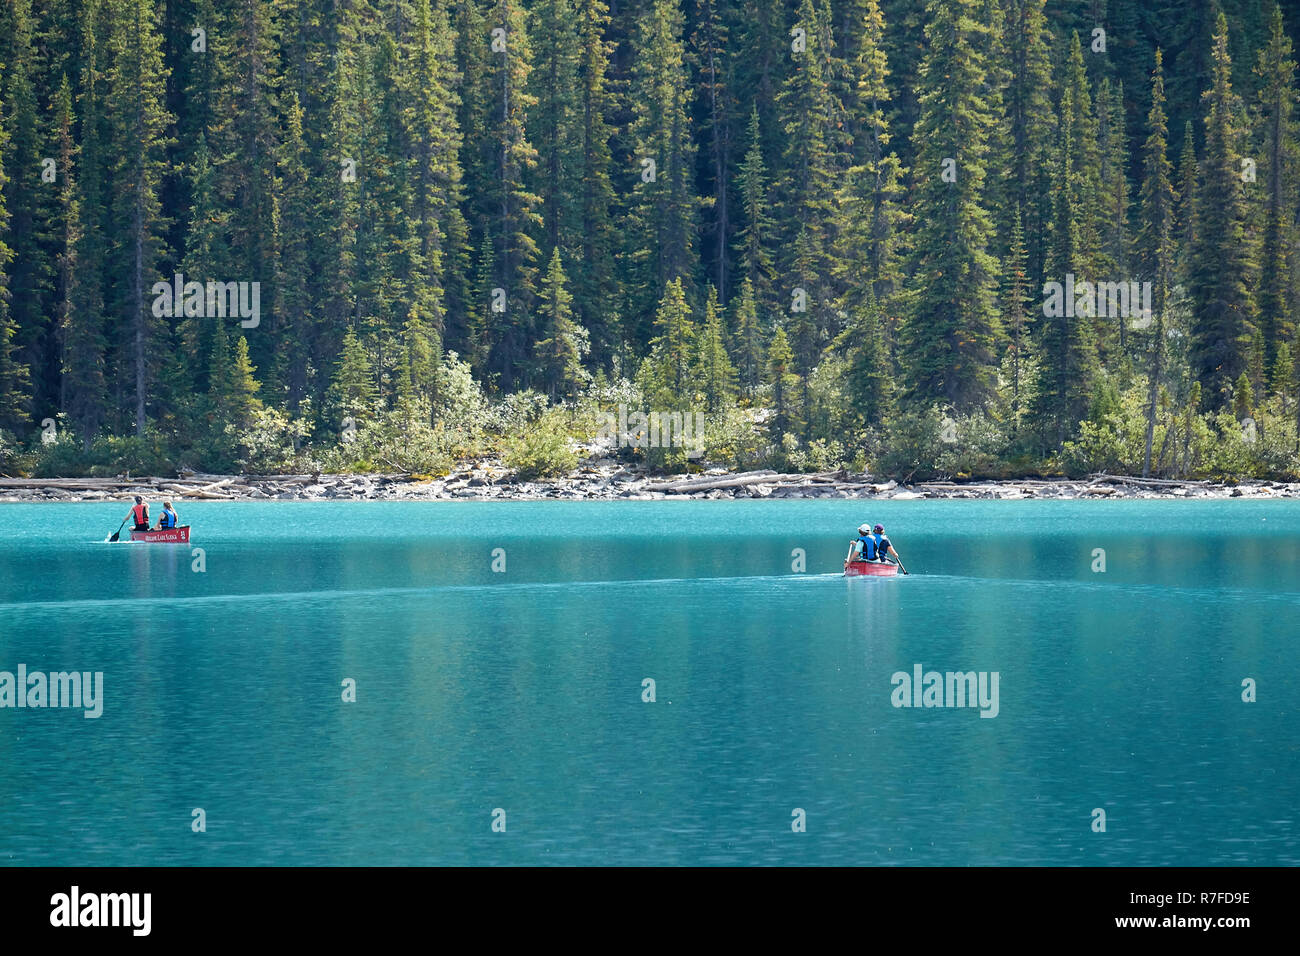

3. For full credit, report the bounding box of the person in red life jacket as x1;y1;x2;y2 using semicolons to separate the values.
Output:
126;496;150;532
155;501;178;530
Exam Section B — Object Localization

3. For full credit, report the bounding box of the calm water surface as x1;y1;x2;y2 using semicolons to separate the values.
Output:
0;499;1295;865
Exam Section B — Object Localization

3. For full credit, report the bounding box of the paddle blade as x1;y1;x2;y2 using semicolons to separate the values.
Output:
109;531;120;542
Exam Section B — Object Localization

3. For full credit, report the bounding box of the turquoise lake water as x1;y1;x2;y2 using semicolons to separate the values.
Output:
0;499;1296;866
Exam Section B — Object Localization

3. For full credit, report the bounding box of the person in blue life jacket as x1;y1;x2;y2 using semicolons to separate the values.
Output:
125;496;150;532
155;501;178;530
868;524;900;564
850;523;878;562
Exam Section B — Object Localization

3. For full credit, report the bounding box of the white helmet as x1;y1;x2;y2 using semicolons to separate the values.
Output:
858;524;871;535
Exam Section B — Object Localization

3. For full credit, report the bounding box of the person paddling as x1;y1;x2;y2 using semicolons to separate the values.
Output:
126;496;150;533
155;501;178;530
847;523;875;563
870;524;907;572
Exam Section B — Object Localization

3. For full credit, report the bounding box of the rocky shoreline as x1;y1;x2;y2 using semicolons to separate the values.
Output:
2;465;1299;503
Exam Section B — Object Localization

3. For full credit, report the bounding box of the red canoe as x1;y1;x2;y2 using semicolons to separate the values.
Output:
843;559;898;577
129;525;191;544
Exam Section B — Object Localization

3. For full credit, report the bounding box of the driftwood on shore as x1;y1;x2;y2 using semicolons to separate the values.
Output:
0;464;1297;502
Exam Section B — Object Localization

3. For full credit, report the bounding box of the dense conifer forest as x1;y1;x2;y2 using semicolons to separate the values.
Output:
1;0;1298;480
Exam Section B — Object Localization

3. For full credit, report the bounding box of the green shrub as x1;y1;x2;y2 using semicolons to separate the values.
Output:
875;408;944;480
503;409;578;479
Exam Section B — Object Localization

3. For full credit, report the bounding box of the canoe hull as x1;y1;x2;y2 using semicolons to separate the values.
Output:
843;559;898;577
129;525;191;544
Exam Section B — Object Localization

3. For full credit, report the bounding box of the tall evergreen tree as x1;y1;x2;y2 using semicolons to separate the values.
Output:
639;277;695;402
60;9;110;447
765;323;802;439
1032;33;1101;448
0;0;55;418
105;0;175;436
728;275;766;397
528;0;582;255
898;0;1001;411
1176;119;1198;278
1097;76;1133;354
1137;49;1178;477
1001;207;1033;436
0;84;31;434
832;284;892;429
572;0;620;367
692;0;734;300
483;0;543;389
734;107;777;315
1188;12;1256;410
776;0;840;373
834;0;907;310
1253;3;1299;393
627;0;698;352
997;0;1054;282
272;93;315;411
692;284;736;412
534;249;589;399
55;74;106;448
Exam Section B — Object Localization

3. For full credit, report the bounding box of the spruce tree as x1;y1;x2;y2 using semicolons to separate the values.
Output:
1001;208;1033;436
733;0;786;165
898;0;1001;411
639;278;695;403
1137;50;1177;477
54;75;106;448
766;324;802;440
1253;3;1299;393
834;0;907;307
484;0;543;389
1188;12;1256;410
210;0;280;378
729;276;766;397
0;84;31;434
330;327;380;424
528;0;582;255
572;0;620;366
61;12;110;448
0;0;54;418
105;0;174;436
832;285;892;430
534;249;589;399
272;93;315;411
401;0;461;348
735;107;777;315
999;0;1054;284
692;0;733;299
776;0;839;372
1176;119;1198;278
627;0;698;351
177;133;226;396
1097;78;1132;354
693;284;737;413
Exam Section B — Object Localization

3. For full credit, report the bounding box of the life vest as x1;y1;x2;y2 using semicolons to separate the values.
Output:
132;503;148;526
857;535;878;560
160;509;177;528
871;533;888;559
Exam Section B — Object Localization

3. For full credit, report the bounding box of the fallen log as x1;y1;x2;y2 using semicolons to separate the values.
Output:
1090;473;1213;488
642;469;780;492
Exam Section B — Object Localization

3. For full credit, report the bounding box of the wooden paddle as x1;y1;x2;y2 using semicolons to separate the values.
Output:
108;515;128;542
